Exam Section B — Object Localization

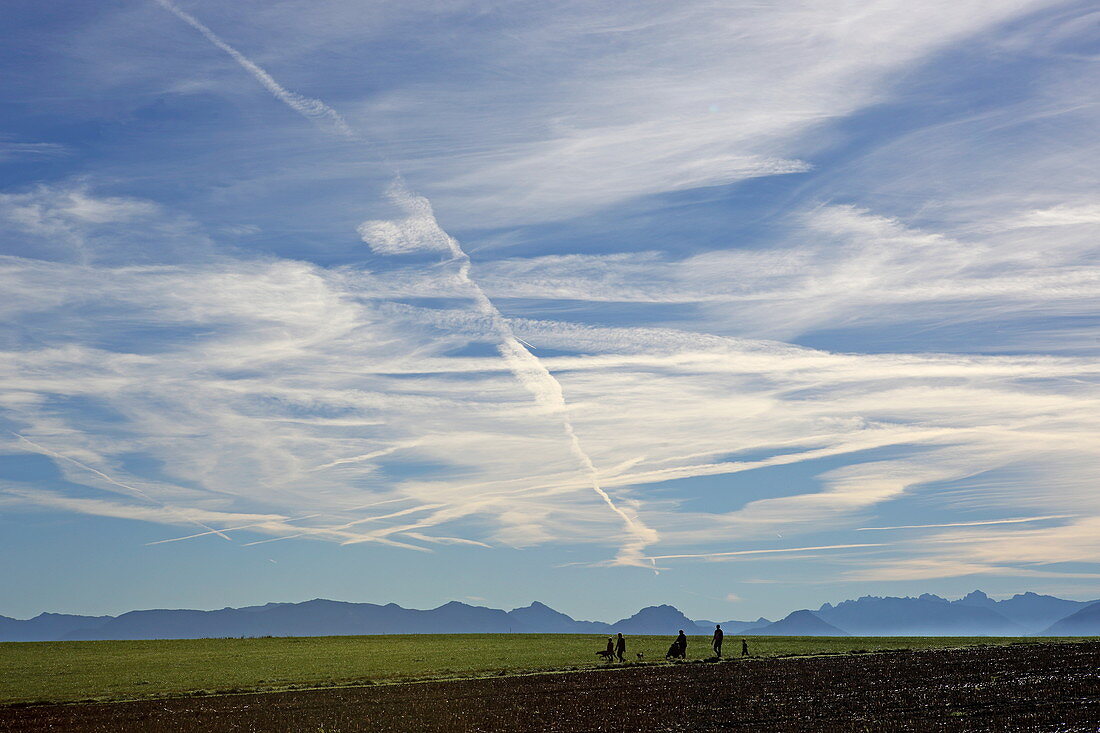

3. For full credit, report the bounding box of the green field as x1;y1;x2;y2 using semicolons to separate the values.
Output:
1;634;1088;705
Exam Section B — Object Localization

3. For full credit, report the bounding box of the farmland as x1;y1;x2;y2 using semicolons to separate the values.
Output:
0;633;1090;706
1;640;1098;731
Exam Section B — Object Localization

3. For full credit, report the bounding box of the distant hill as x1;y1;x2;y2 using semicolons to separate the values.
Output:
695;617;771;634
0;612;113;642
3;589;1096;642
743;610;847;636
508;601;610;634
816;594;1027;636
609;605;707;635
1042;601;1100;636
953;590;1098;631
63;599;548;640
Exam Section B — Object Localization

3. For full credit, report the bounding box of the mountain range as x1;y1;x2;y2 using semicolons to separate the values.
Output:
2;590;1097;642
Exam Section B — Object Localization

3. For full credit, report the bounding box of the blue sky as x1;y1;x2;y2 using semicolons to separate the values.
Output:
2;0;1099;622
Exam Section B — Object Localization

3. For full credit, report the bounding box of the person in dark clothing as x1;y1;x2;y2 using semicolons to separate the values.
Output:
604;637;615;661
676;629;688;659
615;633;626;662
742;638;749;657
712;624;724;657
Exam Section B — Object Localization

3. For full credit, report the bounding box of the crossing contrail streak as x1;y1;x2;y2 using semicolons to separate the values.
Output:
10;432;234;542
646;543;887;561
857;515;1075;531
362;182;660;567
154;0;659;566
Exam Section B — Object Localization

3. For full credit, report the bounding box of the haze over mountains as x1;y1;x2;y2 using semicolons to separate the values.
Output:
2;591;1097;642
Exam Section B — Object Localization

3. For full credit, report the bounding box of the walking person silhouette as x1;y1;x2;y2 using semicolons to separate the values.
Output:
712;624;723;657
615;632;626;662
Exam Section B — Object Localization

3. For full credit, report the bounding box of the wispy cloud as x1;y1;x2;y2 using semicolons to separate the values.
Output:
368;0;1059;226
153;0;659;566
361;182;659;566
3;0;1100;609
3;197;1097;569
1005;204;1100;229
0;138;68;161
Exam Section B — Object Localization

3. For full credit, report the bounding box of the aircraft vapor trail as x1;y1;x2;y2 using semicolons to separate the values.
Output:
857;515;1075;531
153;0;355;138
363;182;660;567
146;497;415;545
154;0;658;566
10;432;234;542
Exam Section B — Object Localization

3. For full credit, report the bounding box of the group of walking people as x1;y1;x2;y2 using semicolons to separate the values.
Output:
600;625;749;663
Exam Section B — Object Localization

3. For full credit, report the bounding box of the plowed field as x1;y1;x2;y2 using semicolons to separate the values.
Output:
3;641;1097;731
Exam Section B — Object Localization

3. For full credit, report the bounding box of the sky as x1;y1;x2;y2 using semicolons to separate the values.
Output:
1;0;1099;623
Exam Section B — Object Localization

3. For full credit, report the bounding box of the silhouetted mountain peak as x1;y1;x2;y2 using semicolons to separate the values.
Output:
626;604;676;617
695;616;772;634
955;590;996;608
1043;601;1100;635
744;609;847;636
626;605;688;621
832;594;885;609
612;604;704;634
511;601;557;615
816;592;1026;636
510;601;564;616
6;589;1098;642
505;601;606;633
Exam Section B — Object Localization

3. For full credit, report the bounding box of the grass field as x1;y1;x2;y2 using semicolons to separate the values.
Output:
1;634;1090;705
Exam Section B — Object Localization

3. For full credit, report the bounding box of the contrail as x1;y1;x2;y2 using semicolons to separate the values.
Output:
10;432;234;542
361;183;660;567
147;496;413;545
153;0;355;139
857;515;1075;531
312;442;419;471
154;0;659;566
646;543;887;561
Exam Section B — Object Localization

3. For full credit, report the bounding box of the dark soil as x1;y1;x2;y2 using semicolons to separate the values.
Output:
3;641;1098;731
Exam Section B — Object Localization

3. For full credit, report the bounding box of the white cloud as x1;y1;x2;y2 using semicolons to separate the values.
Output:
0;183;211;265
70;0;1061;227
368;0;1058;225
4;0;1100;591
3;210;1098;569
1006;204;1100;229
